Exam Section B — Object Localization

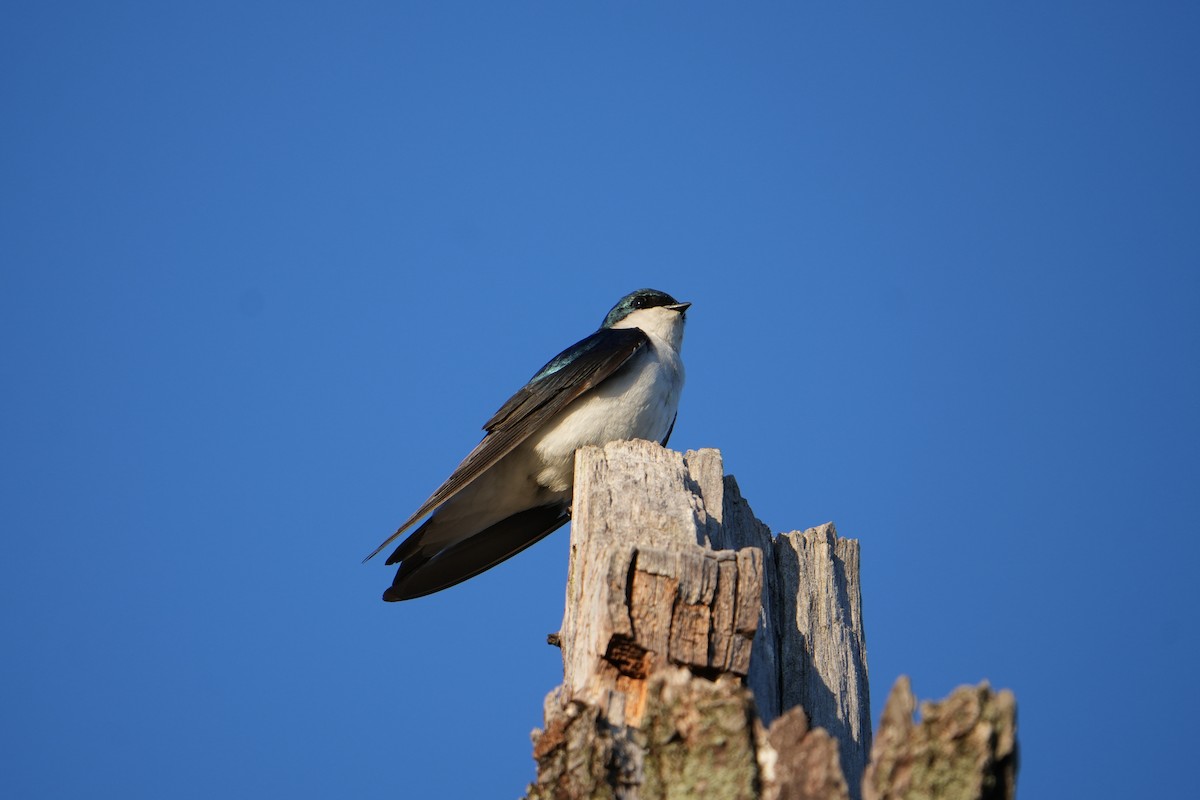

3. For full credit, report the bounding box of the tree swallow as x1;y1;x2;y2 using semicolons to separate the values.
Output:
365;289;690;601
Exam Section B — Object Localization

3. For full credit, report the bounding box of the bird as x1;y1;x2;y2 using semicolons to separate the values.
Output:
364;288;690;602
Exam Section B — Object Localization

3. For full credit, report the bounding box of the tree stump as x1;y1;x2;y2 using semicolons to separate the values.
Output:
525;440;1017;800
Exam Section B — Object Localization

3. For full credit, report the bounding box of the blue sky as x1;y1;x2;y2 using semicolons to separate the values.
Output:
2;3;1197;797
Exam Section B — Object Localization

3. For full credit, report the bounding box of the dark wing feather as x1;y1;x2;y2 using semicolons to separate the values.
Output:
362;326;648;562
381;504;570;601
660;412;677;447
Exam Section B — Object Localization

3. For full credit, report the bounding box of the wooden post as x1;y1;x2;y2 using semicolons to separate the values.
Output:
525;441;1016;800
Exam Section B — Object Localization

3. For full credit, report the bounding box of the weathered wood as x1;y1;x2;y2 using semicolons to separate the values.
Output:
862;677;1018;800
684;459;872;789
539;440;871;798
557;441;762;727
639;669;760;800
761;707;852;800
528;440;1016;800
530;667;762;800
777;524;871;791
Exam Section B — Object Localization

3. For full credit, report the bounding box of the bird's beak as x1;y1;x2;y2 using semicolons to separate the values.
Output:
667;302;692;314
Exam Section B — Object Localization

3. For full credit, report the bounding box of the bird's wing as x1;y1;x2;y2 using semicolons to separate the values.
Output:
382;504;571;600
660;412;677;447
362;326;649;562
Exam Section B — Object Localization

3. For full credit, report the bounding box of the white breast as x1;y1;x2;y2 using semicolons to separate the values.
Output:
529;323;685;494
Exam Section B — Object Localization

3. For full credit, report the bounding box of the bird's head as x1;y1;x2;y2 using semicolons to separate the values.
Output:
602;289;691;350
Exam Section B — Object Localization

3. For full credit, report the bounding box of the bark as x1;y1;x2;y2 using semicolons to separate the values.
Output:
862;677;1018;800
525;441;1017;800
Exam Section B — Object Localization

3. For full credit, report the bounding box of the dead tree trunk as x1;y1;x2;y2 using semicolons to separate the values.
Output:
526;441;1017;800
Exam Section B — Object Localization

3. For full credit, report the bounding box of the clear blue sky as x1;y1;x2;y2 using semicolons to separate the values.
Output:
3;3;1197;797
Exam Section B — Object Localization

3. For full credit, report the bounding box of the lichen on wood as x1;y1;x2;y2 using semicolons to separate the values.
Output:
862;677;1018;800
639;669;761;800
